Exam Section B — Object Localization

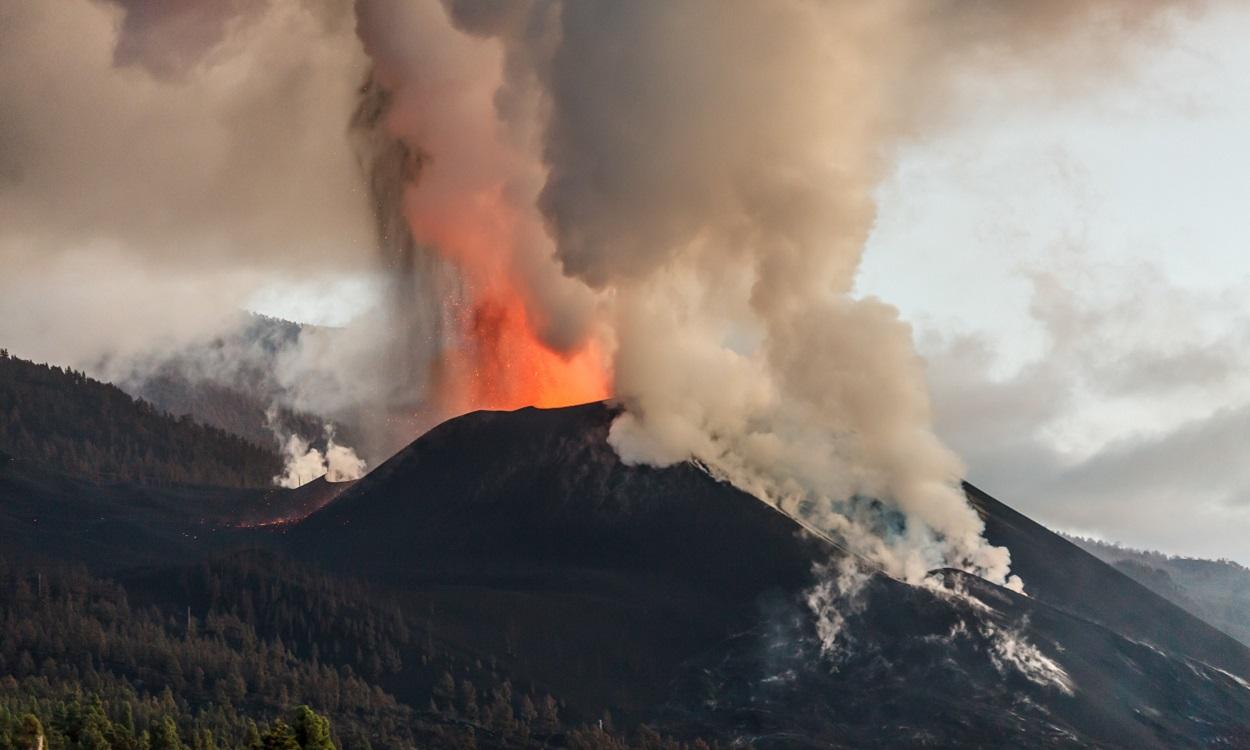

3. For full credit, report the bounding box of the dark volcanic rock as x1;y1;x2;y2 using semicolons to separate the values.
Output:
295;402;823;598
8;399;1247;747
968;482;1250;679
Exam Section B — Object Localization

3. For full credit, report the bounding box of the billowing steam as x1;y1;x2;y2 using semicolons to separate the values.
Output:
349;0;1198;586
273;432;367;488
270;408;367;488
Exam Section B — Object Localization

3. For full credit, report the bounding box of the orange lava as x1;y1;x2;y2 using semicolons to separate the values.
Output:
407;184;611;415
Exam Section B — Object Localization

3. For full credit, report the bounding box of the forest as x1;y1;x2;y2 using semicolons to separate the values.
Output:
0;350;731;748
0;554;723;750
0;352;280;488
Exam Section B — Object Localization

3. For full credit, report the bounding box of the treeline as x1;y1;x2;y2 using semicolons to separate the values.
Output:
0;557;406;748
0;351;280;488
0;556;727;750
0;693;336;750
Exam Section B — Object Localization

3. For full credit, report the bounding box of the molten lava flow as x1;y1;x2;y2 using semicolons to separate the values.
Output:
407;184;611;416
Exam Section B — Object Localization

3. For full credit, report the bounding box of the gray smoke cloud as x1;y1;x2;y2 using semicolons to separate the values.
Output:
0;0;369;273
925;257;1250;564
398;0;1200;584
0;0;417;463
0;0;374;381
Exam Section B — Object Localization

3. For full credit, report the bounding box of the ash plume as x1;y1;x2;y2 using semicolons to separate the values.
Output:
349;72;457;428
353;0;1203;586
352;0;608;421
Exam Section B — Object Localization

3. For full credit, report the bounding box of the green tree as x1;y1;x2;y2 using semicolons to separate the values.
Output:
16;714;42;750
150;716;185;750
261;720;300;750
291;707;335;750
243;721;262;750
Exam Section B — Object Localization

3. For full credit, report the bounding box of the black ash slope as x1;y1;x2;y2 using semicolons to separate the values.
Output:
294;401;822;596
969;482;1250;680
288;402;1250;748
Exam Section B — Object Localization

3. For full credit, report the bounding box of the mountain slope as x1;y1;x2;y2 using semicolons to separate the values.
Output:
0;351;280;487
107;313;363;457
967;483;1250;678
289;402;1250;748
296;402;822;595
0;449;348;569
1064;535;1250;647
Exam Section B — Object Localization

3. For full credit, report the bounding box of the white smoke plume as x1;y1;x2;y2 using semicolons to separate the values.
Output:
349;0;1203;586
269;409;367;488
273;432;367;488
274;433;331;489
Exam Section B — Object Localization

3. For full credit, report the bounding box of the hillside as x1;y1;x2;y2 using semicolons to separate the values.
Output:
1;553;678;750
129;370;329;454
107;313;362;458
0;448;356;570
6;397;1250;748
0;351;281;487
1066;535;1250;647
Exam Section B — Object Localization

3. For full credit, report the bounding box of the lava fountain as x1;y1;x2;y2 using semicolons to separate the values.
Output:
408;182;611;414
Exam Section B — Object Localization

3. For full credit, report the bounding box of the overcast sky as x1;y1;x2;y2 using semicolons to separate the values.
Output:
861;3;1250;563
3;0;1249;565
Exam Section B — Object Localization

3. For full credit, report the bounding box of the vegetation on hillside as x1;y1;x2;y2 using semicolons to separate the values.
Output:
0;351;280;488
0;555;724;750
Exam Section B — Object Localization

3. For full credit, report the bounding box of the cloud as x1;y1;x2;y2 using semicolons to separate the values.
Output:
925;260;1250;563
0;0;407;454
0;0;370;335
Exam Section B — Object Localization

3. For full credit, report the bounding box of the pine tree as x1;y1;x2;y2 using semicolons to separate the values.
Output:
16;714;42;750
261;719;300;750
243;720;262;750
150;716;185;750
291;706;336;750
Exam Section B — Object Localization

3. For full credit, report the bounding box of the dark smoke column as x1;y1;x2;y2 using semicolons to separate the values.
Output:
349;70;463;434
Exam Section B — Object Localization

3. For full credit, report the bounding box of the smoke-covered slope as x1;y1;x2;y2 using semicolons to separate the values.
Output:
108;313;360;453
290;402;1250;748
967;483;1250;678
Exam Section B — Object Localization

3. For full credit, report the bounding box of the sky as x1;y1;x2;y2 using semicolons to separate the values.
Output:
861;3;1250;562
2;0;1249;565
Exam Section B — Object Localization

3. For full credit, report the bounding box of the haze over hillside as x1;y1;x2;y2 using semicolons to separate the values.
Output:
1067;535;1250;648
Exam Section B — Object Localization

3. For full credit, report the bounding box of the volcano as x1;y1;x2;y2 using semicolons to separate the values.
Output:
286;402;1250;748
